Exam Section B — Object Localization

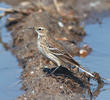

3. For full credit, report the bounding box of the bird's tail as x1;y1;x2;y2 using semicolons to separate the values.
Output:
69;58;94;77
60;55;94;77
75;65;94;77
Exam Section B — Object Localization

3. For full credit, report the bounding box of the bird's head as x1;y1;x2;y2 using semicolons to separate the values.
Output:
34;26;48;37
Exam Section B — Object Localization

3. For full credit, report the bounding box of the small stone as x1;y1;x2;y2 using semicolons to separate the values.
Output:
24;97;27;100
68;25;73;30
30;71;34;74
20;1;30;6
32;90;35;94
58;21;64;27
38;9;43;13
60;85;63;89
79;49;88;58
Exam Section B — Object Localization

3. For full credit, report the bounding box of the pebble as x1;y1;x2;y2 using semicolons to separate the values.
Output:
24;97;27;100
68;25;73;30
20;1;30;6
60;85;63;89
79;49;88;58
32;90;35;94
58;21;64;27
30;71;34;75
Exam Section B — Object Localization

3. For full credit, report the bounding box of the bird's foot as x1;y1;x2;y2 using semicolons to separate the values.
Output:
68;66;79;73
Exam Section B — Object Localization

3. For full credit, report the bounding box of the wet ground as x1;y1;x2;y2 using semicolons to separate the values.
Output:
0;0;110;100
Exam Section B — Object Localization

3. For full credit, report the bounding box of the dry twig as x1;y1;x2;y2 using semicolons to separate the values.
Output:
0;7;31;19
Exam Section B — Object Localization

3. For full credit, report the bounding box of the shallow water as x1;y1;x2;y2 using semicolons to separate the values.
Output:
0;2;23;100
75;18;110;100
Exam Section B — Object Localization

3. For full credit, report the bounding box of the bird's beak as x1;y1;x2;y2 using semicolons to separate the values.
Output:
27;26;34;30
26;27;38;36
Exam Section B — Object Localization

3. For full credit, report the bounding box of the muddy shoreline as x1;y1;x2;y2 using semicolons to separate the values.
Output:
1;0;110;100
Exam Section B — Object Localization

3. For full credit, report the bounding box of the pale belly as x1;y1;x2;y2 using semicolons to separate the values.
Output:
37;41;61;66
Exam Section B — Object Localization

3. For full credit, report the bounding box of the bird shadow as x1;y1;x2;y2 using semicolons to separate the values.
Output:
42;66;86;88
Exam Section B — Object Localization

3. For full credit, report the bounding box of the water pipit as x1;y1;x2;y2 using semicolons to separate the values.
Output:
31;26;94;77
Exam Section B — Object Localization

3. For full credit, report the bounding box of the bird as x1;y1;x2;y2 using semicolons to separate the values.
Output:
32;26;94;77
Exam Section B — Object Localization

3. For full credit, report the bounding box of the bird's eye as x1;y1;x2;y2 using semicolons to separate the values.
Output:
38;28;42;31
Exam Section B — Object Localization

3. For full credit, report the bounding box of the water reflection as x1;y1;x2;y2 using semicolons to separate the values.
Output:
0;2;23;100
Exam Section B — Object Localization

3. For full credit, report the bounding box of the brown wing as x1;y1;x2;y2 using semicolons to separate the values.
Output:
47;37;80;66
48;38;94;77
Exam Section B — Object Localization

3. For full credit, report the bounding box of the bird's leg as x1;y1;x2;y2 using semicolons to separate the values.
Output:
72;66;79;73
65;64;78;73
50;66;61;75
65;63;72;71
